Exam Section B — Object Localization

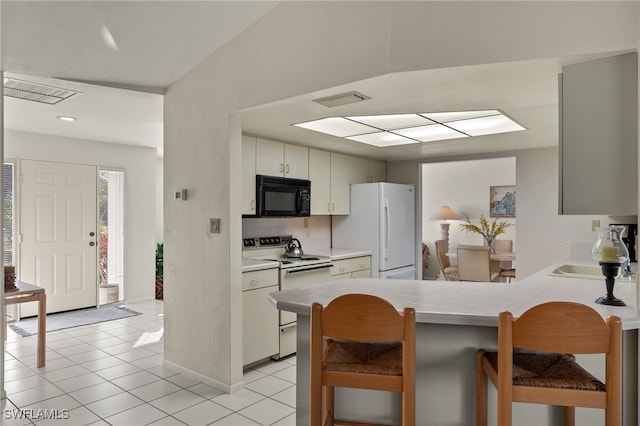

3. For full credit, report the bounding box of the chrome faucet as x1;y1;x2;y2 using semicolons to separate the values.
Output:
622;259;633;278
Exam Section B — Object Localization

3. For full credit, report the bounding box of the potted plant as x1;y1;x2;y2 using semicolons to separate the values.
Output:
459;215;513;253
155;243;163;300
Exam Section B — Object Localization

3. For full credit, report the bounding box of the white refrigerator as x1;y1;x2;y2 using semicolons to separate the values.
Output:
332;182;416;279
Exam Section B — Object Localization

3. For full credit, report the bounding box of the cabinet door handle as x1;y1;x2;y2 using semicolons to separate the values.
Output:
285;164;290;174
332;202;335;212
279;163;285;173
251;200;255;210
250;279;260;287
327;202;331;212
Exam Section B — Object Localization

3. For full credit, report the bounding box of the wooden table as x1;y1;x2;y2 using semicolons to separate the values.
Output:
4;281;46;367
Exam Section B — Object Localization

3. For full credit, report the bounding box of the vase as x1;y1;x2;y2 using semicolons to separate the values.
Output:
483;235;496;254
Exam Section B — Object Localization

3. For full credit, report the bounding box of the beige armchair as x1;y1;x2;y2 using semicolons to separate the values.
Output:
435;240;459;281
456;244;500;282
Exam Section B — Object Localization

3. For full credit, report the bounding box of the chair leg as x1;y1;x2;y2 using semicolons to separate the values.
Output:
324;385;334;426
402;388;415;426
476;350;488;426
562;406;575;426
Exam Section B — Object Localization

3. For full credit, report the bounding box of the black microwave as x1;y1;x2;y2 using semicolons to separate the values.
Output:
255;175;311;217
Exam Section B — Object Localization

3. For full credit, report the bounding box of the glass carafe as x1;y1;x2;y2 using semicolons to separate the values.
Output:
592;225;629;306
592;225;629;265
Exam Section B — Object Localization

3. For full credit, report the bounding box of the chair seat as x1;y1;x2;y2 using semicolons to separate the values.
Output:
482;352;605;391
323;341;403;376
500;269;516;278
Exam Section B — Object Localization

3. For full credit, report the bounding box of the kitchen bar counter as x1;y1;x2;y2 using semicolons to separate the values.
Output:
269;261;640;425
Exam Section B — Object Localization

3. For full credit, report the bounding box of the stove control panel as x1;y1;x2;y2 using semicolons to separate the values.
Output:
243;235;292;249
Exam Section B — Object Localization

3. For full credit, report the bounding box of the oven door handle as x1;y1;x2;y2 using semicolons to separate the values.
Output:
285;264;333;274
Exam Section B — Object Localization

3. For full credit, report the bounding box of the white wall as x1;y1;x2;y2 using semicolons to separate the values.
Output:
4;129;157;302
164;1;639;389
422;158;516;279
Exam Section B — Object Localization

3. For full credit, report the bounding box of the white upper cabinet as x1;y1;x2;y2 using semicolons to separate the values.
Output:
241;136;257;215
309;149;332;215
559;52;637;215
330;152;356;215
256;138;309;179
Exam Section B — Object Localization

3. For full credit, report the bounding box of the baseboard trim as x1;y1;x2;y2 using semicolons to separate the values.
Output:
162;359;244;394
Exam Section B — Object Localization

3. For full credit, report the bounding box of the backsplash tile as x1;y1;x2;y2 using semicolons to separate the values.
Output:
242;216;331;253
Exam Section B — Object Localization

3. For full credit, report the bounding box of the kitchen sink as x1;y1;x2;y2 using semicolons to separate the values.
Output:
546;263;635;280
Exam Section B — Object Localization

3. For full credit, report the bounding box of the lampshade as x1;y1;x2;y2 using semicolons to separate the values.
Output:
431;205;460;221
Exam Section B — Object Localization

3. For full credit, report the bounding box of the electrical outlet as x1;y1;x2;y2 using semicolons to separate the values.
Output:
210;218;220;234
592;219;600;231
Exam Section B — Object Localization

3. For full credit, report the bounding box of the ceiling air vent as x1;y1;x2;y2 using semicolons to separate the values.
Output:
3;78;79;105
313;91;371;108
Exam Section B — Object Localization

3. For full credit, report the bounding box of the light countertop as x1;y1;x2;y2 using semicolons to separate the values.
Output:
269;258;640;330
242;248;371;272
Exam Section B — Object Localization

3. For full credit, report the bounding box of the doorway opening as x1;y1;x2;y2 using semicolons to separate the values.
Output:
99;169;125;306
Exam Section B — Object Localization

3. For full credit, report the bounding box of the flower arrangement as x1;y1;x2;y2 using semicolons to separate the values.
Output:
459;215;513;252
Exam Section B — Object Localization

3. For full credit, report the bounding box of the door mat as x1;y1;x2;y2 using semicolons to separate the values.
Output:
9;305;142;337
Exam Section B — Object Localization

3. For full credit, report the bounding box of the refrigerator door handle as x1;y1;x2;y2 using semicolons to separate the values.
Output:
384;199;390;259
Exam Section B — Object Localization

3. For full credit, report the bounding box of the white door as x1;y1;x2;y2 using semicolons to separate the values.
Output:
20;160;98;315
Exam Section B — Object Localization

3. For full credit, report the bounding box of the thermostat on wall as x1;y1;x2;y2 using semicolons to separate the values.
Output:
175;189;187;201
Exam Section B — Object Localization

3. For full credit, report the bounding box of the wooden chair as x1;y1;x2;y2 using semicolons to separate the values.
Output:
310;294;416;426
435;240;459;281
476;301;622;426
457;244;500;282
492;239;516;282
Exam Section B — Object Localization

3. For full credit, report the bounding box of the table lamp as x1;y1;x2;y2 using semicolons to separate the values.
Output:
431;205;460;250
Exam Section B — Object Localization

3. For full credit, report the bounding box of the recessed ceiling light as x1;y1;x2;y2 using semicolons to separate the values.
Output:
347;132;418;147
292;110;525;147
293;117;376;137
57;116;76;122
394;124;469;142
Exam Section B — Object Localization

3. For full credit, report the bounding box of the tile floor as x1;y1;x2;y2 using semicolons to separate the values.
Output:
2;300;297;425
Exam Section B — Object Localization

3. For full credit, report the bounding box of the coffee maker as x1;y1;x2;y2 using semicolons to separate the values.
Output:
612;223;637;262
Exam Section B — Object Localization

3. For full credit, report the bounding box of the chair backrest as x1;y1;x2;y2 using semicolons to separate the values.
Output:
492;239;514;273
457;244;492;281
494;239;513;254
434;240;451;273
312;293;414;343
508;301;619;354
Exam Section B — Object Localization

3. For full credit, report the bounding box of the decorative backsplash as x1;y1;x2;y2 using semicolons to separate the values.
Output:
242;216;332;253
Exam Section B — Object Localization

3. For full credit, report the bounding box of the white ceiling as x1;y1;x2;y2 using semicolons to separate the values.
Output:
0;1;623;161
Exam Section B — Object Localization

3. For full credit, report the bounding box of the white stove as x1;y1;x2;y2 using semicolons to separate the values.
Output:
242;236;332;270
243;235;333;359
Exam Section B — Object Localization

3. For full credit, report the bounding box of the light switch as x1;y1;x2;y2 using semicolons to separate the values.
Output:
210;218;220;234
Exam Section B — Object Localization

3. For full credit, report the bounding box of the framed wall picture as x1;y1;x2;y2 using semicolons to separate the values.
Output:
490;185;516;217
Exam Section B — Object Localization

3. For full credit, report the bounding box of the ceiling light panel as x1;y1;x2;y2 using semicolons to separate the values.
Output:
446;114;525;136
293;117;377;137
421;110;500;123
347;114;433;130
394;124;469;142
347;132;418;147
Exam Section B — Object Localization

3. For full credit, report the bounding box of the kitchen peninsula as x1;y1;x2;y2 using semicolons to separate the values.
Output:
269;262;640;425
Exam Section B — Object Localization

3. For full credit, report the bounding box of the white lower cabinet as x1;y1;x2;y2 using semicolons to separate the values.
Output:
331;256;371;279
242;268;279;366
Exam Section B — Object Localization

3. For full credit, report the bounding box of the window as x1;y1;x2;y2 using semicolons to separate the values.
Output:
99;169;125;300
4;162;14;267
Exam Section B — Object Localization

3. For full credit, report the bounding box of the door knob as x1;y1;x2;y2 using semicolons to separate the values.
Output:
89;232;95;237
89;242;95;246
